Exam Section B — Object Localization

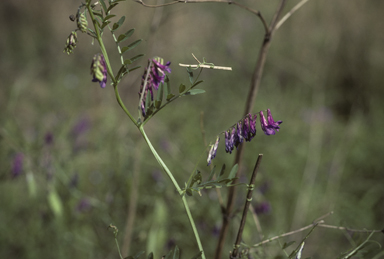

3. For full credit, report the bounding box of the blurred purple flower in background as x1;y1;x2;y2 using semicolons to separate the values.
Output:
90;53;107;88
12;153;24;178
76;198;92;213
71;116;90;137
44;132;54;146
254;201;271;215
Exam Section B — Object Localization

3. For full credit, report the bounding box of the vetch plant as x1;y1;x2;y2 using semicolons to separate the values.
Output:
64;0;384;258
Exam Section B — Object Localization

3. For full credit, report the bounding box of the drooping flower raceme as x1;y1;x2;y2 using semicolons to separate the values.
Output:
139;58;171;116
207;110;282;165
90;54;107;88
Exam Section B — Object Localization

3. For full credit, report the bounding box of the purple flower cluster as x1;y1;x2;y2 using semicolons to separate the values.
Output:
225;113;257;154
139;58;171;116
207;109;282;165
12;153;24;178
90;54;107;88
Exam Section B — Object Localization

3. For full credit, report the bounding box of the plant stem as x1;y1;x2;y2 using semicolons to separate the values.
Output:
87;3;137;126
215;2;287;258
138;126;206;259
231;154;263;258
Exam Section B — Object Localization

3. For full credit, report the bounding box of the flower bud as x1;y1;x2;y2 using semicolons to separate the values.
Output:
77;12;88;33
63;31;77;55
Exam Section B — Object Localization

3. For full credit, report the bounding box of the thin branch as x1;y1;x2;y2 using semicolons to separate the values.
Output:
135;0;268;32
269;0;287;33
216;2;287;259
251;220;325;248
275;0;310;30
179;63;232;70
232;155;263;258
318;224;383;233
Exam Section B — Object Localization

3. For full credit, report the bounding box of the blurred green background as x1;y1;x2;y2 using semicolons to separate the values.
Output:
1;0;383;258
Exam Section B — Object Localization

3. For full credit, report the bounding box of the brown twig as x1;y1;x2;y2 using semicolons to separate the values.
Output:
135;0;268;32
215;1;287;258
275;0;311;30
231;154;263;258
251;220;324;249
249;211;382;250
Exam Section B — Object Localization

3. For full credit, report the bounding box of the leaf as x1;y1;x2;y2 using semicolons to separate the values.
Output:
208;165;216;181
124;59;132;65
107;3;118;13
115;65;128;81
173;246;180;259
166;94;175;101
99;0;108;13
228;163;239;180
147;252;153;259
128;66;141;72
186;67;194;84
101;20;111;29
283;241;296;249
179;84;186;93
218;178;233;184
92;10;103;18
117;28;135;43
191;80;204;88
217;164;226;180
183;89;205;96
103;14;116;22
121;39;143;53
129;54;145;63
111;16;125;32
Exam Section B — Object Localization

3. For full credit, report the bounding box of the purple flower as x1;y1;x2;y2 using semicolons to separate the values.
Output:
267;109;282;132
44;132;54;145
12;153;24;178
139;58;171;117
259;110;276;135
254;201;271;215
207;136;220;166
151;59;171;90
90;54;107;88
76;198;92;213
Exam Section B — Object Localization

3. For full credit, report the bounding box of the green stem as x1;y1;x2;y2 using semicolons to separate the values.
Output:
87;4;137;126
139;126;206;259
